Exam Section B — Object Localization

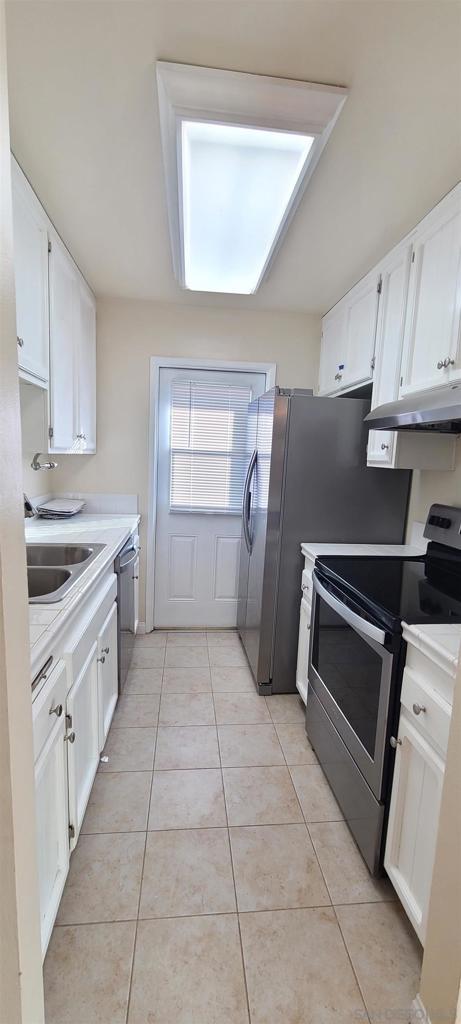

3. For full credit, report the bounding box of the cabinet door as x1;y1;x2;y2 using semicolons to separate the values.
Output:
66;642;100;848
318;305;347;395
97;602;118;750
400;189;461;396
49;236;78;452
342;270;380;391
34;711;69;956
11;163;49;383
133;554;140;635
384;712;444;945
296;594;311;705
76;280;97;453
367;244;413;466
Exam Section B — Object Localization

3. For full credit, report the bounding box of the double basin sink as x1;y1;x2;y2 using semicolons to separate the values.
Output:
27;543;106;603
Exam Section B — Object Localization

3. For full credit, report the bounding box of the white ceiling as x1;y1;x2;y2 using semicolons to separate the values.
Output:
5;0;461;314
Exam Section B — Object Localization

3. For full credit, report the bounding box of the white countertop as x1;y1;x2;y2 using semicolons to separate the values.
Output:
25;513;140;678
301;539;461;677
402;622;461;678
301;541;425;559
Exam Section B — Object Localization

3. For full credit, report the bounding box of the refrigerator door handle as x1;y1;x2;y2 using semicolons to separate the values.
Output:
242;448;257;553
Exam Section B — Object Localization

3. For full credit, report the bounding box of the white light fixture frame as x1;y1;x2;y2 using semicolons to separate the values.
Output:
156;62;348;294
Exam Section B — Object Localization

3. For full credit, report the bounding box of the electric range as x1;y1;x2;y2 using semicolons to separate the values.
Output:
306;503;461;875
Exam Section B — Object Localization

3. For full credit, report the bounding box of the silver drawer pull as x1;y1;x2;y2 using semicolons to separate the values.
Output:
390;736;402;748
412;702;426;716
102;646;110;655
381;443;389;451
132;574;139;580
437;359;445;369
64;731;76;743
334;372;343;381
97;655;106;664
17;336;24;347
49;703;63;718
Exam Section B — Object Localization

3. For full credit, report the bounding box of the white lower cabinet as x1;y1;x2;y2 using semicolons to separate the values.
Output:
296;594;311;705
97;602;118;750
34;661;69;957
66;642;100;850
385;710;445;945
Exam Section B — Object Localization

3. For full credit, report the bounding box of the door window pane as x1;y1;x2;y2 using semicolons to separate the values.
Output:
170;379;252;514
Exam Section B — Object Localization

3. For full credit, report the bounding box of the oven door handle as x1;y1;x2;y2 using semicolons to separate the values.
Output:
314;575;386;646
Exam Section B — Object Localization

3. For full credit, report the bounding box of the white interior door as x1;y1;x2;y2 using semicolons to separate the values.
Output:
154;366;268;628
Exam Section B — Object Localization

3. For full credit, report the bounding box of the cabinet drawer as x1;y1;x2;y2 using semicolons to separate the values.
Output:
33;658;68;762
400;666;451;757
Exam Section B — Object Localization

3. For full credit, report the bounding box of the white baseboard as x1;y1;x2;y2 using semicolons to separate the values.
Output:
411;995;431;1023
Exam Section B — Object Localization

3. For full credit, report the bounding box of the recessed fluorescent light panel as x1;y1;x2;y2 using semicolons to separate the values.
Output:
157;63;348;295
182;121;314;294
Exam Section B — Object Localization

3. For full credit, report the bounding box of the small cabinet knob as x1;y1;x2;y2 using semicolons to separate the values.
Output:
17;336;24;347
380;443;390;451
97;655;106;664
334;372;343;382
65;731;76;744
443;357;455;368
390;735;402;748
102;646;109;655
437;360;445;369
412;702;426;716
132;574;139;580
49;703;63;718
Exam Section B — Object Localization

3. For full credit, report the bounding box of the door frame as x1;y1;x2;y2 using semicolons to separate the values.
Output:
145;356;276;632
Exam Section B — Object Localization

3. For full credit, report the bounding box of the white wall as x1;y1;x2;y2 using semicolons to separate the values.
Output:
408;446;461;533
49;297;321;620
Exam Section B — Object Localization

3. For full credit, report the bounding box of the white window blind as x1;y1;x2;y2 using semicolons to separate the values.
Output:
170;379;252;514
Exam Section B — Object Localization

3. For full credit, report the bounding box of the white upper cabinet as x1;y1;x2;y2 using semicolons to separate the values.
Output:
49;236;78;452
318;268;380;395
49;235;97;454
400;186;461;396
11;162;49;384
76;279;97;453
367;242;413;466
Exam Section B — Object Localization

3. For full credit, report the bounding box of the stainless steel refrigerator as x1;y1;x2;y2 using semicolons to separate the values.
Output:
237;388;411;695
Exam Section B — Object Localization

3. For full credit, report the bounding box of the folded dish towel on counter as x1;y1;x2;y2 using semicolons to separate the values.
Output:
36;498;86;519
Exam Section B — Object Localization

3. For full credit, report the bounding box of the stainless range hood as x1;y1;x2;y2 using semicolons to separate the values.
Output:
365;385;461;434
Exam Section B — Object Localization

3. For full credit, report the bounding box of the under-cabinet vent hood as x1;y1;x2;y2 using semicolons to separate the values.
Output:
365;386;461;434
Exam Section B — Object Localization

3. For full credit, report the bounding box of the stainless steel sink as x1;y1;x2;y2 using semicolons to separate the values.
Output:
28;567;72;600
26;544;95;567
27;542;106;603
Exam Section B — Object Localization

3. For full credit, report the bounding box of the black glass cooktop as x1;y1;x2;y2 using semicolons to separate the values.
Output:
315;543;461;633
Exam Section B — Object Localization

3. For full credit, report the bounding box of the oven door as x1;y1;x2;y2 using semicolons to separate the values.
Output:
308;571;396;801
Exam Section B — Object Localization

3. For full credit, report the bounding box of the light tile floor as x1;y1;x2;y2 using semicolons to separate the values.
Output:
44;630;422;1024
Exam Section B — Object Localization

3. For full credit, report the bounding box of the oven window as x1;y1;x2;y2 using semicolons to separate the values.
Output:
313;597;382;758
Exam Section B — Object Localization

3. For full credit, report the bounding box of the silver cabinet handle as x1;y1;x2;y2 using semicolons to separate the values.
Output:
49;703;63;718
443;357;455;368
390;736;402;748
314;574;386;645
437;360;445;369
64;731;76;743
132;574;139;580
97;655;106;664
334;372;343;381
412;702;426;716
76;433;87;440
302;583;309;593
17;336;24;347
102;646;109;655
380;443;389;451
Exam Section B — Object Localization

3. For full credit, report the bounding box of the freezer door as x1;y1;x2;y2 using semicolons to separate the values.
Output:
240;391;288;686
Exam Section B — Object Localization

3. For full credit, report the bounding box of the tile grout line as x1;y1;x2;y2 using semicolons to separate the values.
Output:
123;655;163;1024
212;680;252;1024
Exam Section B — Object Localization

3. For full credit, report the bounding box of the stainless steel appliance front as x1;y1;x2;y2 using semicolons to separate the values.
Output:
115;534;139;692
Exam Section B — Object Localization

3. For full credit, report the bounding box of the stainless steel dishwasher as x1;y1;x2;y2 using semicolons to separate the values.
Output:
115;532;140;692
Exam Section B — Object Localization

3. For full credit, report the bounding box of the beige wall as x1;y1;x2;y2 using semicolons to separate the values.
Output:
50;297;321;620
407;448;461;531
